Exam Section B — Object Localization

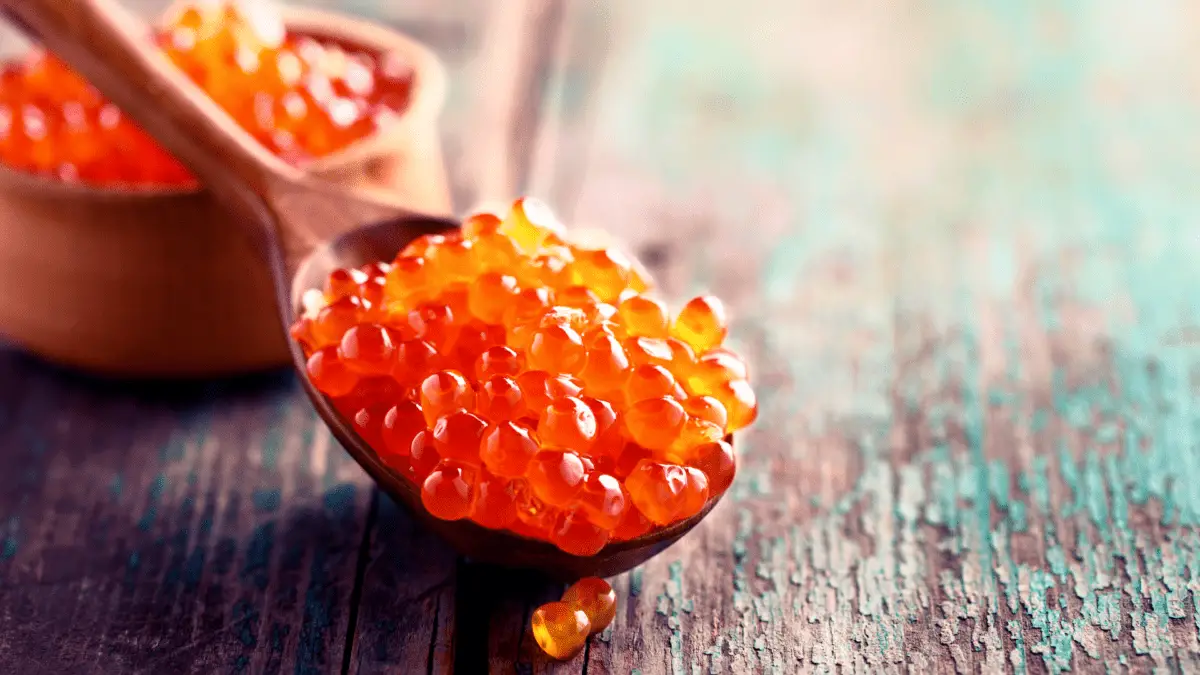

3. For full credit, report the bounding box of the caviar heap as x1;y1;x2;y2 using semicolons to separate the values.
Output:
0;1;413;186
291;197;758;556
532;577;616;660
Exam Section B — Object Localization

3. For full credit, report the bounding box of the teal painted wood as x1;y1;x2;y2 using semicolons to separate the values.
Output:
523;0;1200;672
343;495;456;674
0;356;371;673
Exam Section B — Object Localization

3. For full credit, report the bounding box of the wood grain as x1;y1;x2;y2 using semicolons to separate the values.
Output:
0;352;372;673
343;495;456;675
522;0;1200;672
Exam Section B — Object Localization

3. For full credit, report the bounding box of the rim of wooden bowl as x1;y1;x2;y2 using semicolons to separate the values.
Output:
0;5;447;203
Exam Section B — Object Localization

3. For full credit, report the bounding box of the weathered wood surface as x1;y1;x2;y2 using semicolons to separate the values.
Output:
3;0;1200;673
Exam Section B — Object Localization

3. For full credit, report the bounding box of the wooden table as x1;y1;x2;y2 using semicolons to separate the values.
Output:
3;1;1200;672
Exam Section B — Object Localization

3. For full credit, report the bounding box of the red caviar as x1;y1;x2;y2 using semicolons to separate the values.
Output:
290;197;758;556
0;1;414;186
532;576;617;660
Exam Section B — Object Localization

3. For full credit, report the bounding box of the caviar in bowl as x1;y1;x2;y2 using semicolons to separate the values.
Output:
0;1;450;377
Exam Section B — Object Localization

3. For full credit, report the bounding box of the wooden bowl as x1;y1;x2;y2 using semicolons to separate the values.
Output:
0;6;451;378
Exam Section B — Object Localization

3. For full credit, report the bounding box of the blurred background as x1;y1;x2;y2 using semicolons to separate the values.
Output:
5;0;1196;300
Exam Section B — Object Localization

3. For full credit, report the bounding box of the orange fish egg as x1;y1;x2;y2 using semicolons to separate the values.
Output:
480;421;540;478
561;577;617;634
418;370;475;427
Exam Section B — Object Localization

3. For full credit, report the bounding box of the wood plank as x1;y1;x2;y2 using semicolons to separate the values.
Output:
0;353;371;673
343;494;456;675
521;0;1200;672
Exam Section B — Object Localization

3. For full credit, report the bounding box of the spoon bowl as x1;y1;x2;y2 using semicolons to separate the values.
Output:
3;0;728;580
287;215;729;580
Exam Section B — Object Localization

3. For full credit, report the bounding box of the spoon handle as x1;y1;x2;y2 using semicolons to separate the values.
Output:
0;0;297;221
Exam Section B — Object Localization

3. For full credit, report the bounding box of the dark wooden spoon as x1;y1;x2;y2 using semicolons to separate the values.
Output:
2;0;725;580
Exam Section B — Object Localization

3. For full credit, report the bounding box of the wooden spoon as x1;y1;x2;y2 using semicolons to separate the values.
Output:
2;0;725;580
